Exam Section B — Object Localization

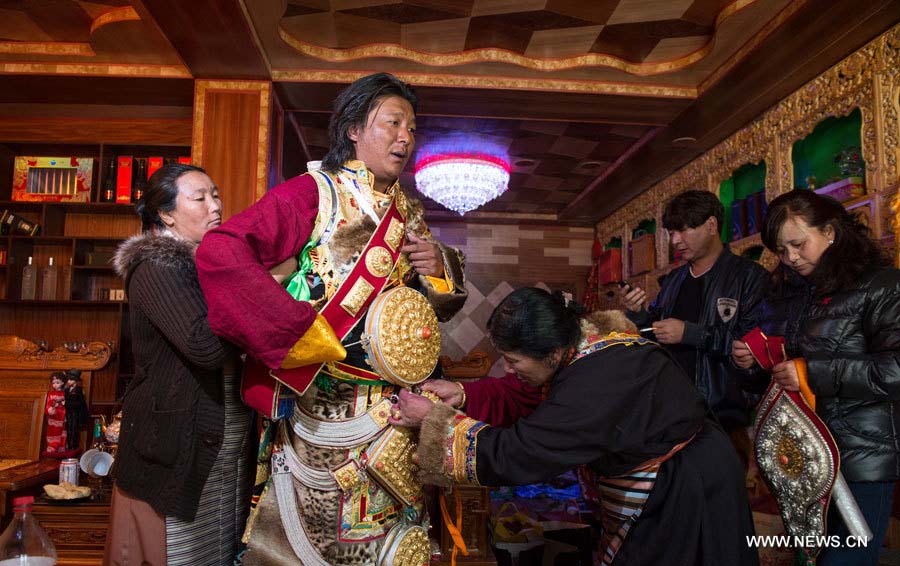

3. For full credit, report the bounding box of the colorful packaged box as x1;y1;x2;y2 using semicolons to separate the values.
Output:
12;157;93;203
814;177;865;202
147;157;164;178
745;192;765;236
0;209;41;236
731;199;747;241
115;156;133;204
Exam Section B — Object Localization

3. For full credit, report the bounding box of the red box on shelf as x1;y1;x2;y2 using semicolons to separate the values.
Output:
115;156;133;204
177;156;191;165
597;248;623;285
147;157;164;178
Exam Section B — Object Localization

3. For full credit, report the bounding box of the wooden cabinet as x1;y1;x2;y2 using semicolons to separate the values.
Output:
432;486;495;566
0;203;137;407
32;492;111;566
0;460;59;530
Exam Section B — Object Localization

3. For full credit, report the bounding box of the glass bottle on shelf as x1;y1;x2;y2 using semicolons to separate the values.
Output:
101;158;116;203
40;257;57;301
131;158;147;203
91;419;103;450
21;256;36;300
59;257;72;301
0;496;57;566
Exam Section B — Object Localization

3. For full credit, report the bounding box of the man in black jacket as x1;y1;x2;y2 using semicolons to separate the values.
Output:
619;190;767;466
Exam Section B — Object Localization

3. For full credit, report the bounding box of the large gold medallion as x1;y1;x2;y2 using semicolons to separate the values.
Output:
364;287;440;387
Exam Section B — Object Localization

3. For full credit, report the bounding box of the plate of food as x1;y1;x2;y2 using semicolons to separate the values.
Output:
43;482;92;504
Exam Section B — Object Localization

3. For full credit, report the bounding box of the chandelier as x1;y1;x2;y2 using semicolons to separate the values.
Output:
414;152;510;215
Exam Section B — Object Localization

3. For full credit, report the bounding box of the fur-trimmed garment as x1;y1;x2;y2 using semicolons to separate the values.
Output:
112;233;247;521
196;164;468;565
418;312;758;566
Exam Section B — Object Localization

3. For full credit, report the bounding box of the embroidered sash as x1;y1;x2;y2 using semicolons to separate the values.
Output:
592;433;695;566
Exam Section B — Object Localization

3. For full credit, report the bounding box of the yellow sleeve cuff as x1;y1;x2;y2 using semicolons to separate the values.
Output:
281;314;347;369
426;272;454;294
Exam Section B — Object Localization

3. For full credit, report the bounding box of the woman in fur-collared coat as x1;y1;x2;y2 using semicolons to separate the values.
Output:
105;164;255;566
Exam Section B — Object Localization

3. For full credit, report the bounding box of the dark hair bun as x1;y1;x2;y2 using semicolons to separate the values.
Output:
551;290;585;316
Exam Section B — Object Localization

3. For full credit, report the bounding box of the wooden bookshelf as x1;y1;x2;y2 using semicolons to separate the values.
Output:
0;141;189;409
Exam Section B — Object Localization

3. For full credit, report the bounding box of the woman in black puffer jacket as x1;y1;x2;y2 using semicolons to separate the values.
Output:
733;189;900;566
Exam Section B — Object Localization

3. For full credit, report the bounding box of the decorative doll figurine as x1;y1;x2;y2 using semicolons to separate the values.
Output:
63;369;90;452
43;371;68;457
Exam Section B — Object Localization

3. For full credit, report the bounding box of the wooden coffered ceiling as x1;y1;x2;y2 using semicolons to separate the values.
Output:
0;0;898;223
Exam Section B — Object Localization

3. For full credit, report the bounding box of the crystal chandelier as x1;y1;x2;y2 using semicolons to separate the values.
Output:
414;152;510;215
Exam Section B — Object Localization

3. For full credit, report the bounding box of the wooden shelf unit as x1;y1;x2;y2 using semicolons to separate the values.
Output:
0;141;189;410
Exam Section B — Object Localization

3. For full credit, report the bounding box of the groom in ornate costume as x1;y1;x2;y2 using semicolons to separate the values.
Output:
196;73;467;565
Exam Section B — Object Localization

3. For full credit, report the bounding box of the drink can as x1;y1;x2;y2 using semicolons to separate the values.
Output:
60;458;79;485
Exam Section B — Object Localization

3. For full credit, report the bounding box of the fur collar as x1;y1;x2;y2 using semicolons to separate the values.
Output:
580;310;637;338
114;232;197;280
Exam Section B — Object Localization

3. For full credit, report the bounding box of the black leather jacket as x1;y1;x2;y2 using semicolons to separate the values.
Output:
759;265;900;482
627;247;768;428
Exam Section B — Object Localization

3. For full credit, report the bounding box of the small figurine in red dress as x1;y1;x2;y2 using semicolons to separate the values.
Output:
43;371;68;457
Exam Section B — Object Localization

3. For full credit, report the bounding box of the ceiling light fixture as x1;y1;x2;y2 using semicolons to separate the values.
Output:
414;152;510;215
672;136;697;144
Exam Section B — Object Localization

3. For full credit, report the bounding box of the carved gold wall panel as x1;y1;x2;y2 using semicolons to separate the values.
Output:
878;27;900;190
596;22;900;270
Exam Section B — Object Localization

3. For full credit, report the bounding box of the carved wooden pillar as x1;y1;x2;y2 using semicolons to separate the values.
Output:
191;80;271;219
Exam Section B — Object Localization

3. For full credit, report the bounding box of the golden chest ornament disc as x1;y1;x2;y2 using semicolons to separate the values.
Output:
377;521;430;566
363;286;441;387
366;246;394;278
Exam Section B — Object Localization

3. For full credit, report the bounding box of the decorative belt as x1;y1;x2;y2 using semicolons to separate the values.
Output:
595;429;697;566
290;397;392;448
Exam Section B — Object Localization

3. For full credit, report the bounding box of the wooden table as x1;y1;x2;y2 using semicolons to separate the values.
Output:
0;459;60;529
32;490;111;566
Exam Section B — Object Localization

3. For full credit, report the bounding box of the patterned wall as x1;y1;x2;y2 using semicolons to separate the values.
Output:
429;221;594;375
